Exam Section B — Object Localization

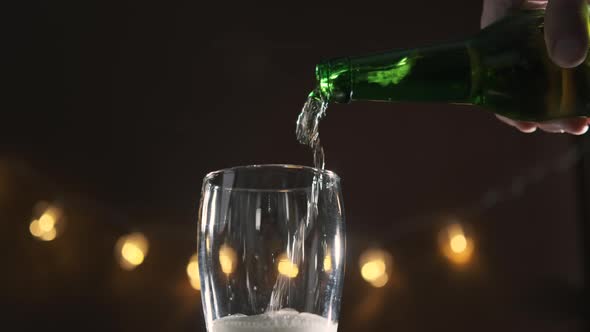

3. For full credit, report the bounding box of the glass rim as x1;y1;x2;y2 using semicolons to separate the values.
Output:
203;164;340;192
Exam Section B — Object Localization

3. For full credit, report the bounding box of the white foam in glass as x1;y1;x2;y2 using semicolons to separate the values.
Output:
211;309;338;332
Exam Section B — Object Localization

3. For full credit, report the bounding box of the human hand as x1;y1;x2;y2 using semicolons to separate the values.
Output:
482;0;590;134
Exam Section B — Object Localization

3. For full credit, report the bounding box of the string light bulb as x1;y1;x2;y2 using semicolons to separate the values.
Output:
450;233;468;254
38;211;56;232
29;219;43;237
29;203;63;242
187;254;201;291
440;223;475;266
39;227;57;241
370;273;389;288
359;248;393;288
116;232;149;270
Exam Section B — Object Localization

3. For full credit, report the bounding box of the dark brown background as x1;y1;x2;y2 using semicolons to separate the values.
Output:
2;0;587;331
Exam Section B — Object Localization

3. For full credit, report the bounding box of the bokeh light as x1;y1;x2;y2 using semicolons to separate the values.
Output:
186;254;201;291
189;278;201;291
219;244;237;275
277;253;299;278
29;204;63;242
450;234;468;253
359;248;393;288
29;219;43;237
115;233;149;270
39;227;57;241
38;211;56;232
121;242;145;265
440;223;475;266
370;273;389;288
361;259;386;281
323;255;332;272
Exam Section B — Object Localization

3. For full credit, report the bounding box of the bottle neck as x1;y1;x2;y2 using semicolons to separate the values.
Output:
316;41;475;105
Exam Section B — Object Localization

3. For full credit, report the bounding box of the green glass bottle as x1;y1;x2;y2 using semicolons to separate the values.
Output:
315;9;590;121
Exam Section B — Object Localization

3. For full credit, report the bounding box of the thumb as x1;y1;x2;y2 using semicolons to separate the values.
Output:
545;0;589;68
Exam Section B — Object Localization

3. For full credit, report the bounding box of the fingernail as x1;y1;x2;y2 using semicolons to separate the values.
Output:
574;125;589;135
521;126;537;133
552;39;585;68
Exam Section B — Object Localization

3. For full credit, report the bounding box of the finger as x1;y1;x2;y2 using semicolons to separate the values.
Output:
545;0;589;68
521;0;549;10
496;114;538;133
538;117;589;134
481;1;548;28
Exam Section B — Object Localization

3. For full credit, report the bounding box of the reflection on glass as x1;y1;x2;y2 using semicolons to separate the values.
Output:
219;244;237;275
323;248;332;273
277;253;299;278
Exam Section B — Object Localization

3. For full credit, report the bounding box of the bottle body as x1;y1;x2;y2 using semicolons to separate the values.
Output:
315;9;590;121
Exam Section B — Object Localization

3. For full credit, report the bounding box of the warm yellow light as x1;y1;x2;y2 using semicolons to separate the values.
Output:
39;227;57;241
187;261;199;279
121;242;145;266
190;277;201;291
278;261;299;278
361;260;387;282
29;219;43;237
219;244;237;275
370;273;389;288
323;255;332;272
187;256;199;280
30;217;57;241
444;239;474;265
450;234;468;253
323;248;332;272
440;223;475;265
278;255;299;278
30;205;64;241
359;248;393;287
187;254;201;291
116;233;148;270
38;213;56;232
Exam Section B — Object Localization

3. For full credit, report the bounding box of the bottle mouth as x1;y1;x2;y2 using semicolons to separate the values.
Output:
315;58;352;103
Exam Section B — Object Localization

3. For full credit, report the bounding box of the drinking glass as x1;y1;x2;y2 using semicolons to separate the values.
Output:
197;165;345;332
